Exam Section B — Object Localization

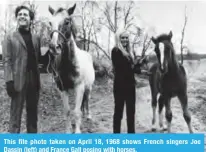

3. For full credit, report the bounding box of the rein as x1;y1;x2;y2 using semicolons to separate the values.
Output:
50;30;69;42
47;15;78;91
47;30;71;91
47;51;65;91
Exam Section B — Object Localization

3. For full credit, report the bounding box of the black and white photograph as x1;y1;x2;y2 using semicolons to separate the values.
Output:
0;0;205;140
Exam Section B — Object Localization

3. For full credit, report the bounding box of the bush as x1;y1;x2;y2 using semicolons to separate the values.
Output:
92;56;113;79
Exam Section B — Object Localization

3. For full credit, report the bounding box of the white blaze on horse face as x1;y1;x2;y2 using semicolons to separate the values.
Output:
50;11;68;49
51;22;59;47
159;42;165;70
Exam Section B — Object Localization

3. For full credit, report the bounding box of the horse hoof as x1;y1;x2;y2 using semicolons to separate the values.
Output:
160;126;167;131
190;130;194;134
87;115;92;120
151;123;157;132
75;129;81;133
65;129;72;134
167;129;172;133
151;128;156;132
163;128;167;131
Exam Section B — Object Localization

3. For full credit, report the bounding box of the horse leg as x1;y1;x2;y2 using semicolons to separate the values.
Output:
84;87;92;120
61;91;72;133
177;93;193;133
74;84;84;133
81;88;92;120
158;94;165;130
164;97;172;133
149;75;159;131
151;93;158;131
81;95;86;117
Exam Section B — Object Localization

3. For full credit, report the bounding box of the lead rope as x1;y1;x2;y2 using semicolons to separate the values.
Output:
47;29;70;94
46;53;65;96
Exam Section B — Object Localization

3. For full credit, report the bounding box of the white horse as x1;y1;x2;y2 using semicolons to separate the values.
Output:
47;3;95;133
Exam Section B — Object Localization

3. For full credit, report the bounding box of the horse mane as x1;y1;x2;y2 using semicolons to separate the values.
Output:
54;39;79;90
161;36;180;70
54;6;78;40
56;7;65;14
70;19;77;40
154;33;176;57
154;33;180;71
155;33;172;42
49;5;80;90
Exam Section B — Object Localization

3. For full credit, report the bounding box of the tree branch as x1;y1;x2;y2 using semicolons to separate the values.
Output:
180;5;188;65
124;1;134;28
79;37;111;60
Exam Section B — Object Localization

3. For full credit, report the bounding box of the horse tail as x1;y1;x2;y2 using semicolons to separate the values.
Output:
81;91;86;113
81;88;89;114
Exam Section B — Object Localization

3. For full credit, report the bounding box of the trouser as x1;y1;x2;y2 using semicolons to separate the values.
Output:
9;70;39;133
113;84;136;133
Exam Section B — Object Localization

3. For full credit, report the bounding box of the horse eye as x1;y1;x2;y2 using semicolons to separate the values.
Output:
65;20;70;25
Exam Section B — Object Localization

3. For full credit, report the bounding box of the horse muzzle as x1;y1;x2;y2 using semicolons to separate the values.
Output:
49;43;62;55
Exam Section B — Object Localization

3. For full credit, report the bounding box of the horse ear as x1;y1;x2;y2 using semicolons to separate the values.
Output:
67;3;76;15
169;31;173;39
49;6;55;15
151;37;157;44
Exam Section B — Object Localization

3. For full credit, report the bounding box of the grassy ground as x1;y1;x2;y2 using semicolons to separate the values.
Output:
0;59;205;149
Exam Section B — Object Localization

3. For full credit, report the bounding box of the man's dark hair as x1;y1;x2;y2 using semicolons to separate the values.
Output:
15;5;35;21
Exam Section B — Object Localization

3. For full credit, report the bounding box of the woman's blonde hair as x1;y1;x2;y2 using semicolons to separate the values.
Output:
115;28;134;61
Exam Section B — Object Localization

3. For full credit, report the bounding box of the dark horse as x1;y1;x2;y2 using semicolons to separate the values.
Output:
149;31;193;133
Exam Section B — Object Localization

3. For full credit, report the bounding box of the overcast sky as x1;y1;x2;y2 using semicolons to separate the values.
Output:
1;0;206;54
137;1;206;54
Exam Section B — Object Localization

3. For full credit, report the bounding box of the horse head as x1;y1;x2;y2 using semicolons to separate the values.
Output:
151;31;175;74
48;3;77;56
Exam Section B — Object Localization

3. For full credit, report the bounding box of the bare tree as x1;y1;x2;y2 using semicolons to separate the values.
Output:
100;1;138;57
130;25;142;52
141;34;152;57
76;1;113;60
100;1;120;33
123;0;135;29
3;4;16;36
101;1;136;33
180;5;188;65
34;17;51;46
77;1;99;51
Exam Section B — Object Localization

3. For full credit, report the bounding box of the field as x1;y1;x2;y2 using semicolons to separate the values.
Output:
0;59;205;148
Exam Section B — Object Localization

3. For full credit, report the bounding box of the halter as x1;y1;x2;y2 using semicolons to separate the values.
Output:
48;29;71;91
47;51;65;91
50;29;69;43
47;14;81;91
49;14;81;43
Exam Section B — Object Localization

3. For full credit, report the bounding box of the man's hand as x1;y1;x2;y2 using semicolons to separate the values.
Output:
6;81;17;98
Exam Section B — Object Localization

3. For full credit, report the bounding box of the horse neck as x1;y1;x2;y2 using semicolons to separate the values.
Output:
61;35;77;67
167;49;180;74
